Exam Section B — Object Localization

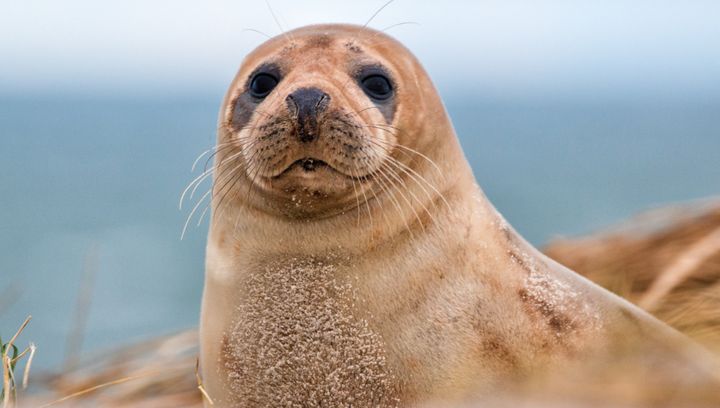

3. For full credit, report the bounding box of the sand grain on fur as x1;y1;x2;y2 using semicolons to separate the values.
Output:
220;257;399;407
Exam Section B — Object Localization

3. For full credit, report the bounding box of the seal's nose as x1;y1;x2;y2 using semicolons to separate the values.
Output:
286;88;330;143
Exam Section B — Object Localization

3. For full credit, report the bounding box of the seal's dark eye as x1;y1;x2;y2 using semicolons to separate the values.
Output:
361;74;393;100
249;73;279;98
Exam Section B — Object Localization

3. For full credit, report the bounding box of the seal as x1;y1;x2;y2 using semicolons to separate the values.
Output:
199;24;720;407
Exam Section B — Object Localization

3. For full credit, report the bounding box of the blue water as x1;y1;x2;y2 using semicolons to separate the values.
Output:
1;93;718;370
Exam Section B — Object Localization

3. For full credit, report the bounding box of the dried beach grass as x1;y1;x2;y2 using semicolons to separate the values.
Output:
546;199;720;354
1;316;36;408
29;330;201;408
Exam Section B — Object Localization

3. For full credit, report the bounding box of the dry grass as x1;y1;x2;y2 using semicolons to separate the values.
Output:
545;198;720;354
1;316;36;408
10;198;720;407
27;330;201;408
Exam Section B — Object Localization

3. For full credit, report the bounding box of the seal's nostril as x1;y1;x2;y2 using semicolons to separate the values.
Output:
287;88;329;116
285;94;298;114
286;87;330;143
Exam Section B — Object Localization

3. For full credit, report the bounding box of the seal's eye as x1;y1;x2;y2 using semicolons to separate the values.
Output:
249;73;279;98
361;74;393;101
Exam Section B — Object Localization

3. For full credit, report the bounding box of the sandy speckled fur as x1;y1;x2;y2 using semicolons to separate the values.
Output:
200;24;720;407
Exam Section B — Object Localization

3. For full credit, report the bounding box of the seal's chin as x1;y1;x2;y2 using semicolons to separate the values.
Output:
247;156;362;218
258;156;358;210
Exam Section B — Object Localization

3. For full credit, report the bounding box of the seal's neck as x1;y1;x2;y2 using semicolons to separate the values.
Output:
209;143;477;260
210;180;471;261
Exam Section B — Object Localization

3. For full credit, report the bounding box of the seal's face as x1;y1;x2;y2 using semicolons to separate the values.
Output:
215;24;431;219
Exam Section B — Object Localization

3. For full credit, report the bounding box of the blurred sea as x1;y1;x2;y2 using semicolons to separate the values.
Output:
1;93;719;369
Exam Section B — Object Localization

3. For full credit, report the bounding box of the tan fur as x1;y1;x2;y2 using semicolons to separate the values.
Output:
200;24;720;407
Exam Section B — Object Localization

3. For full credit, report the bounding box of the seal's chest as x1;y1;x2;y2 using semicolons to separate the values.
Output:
220;259;398;407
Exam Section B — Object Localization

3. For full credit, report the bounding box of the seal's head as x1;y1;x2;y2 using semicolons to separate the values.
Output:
215;24;454;220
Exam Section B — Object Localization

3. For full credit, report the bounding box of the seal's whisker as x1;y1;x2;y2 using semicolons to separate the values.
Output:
241;28;272;39
363;0;397;28
345;106;387;123
216;159;252;222
361;154;414;240
197;204;211;227
187;172;214;209
395;164;441;225
212;149;264;219
352;163;375;235
379;21;420;34
364;128;440;180
357;157;396;240
210;148;255;201
368;122;403;133
365;156;400;239
181;142;244;210
204;140;254;175
383;156;441;226
378;161;426;232
182;153;231;212
356;106;382;115
244;155;268;209
386;153;452;212
201;138;256;172
265;0;295;45
225;153;270;234
217;142;266;213
219;123;263;137
383;161;430;231
249;109;292;124
348;164;363;228
367;138;452;213
366;127;445;180
244;89;296;144
220;109;291;137
191;142;229;172
181;187;213;240
235;155;272;232
381;163;425;231
180;167;215;210
195;127;265;175
219;115;268;130
191;148;246;202
193;144;246;192
210;160;251;223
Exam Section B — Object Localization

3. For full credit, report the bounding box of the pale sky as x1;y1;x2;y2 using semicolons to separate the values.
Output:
2;0;719;99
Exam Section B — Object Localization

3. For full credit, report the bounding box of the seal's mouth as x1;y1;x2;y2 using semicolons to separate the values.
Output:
297;158;327;172
273;158;333;178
